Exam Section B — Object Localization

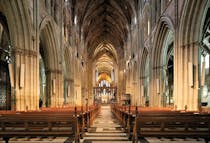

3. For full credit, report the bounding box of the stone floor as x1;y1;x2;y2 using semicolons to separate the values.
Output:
0;105;207;143
81;105;131;143
82;105;206;143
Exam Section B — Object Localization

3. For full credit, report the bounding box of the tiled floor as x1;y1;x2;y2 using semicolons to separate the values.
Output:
81;105;132;143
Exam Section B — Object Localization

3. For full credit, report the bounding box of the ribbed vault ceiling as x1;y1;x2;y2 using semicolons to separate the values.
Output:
74;0;137;59
93;43;115;75
71;0;137;76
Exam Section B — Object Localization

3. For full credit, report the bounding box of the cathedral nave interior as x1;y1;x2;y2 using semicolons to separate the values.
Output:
0;0;210;142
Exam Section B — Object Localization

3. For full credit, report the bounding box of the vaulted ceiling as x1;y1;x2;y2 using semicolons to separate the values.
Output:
67;0;138;78
73;0;137;59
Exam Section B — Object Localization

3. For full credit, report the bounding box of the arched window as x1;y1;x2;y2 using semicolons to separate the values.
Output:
162;30;174;107
199;7;210;107
0;15;11;110
144;56;150;102
39;47;47;108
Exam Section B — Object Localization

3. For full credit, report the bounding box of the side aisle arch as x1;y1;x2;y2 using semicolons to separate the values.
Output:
150;16;174;107
177;0;209;111
139;47;149;106
39;15;63;107
0;1;36;111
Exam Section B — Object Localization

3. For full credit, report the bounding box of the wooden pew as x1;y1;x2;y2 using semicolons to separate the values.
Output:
133;112;210;143
111;104;210;143
84;104;101;130
0;111;80;143
0;105;100;143
111;104;137;139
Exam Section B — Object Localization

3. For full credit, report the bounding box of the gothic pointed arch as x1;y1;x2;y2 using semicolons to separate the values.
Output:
39;16;60;70
176;0;209;110
151;16;174;107
140;47;149;106
0;1;35;111
0;1;33;51
197;1;210;108
142;2;151;40
63;47;74;105
0;12;11;110
39;16;63;107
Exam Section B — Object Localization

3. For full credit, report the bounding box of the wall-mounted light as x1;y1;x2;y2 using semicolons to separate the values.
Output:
8;64;14;87
52;79;56;94
201;61;205;86
134;16;137;25
188;62;193;87
20;64;25;88
148;20;150;36
141;85;144;97
156;78;160;94
74;15;77;25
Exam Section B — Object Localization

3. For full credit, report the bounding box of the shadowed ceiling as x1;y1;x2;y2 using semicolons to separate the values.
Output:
68;0;137;76
73;0;137;58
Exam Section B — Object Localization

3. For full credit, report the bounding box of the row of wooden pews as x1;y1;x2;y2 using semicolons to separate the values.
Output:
111;104;210;143
0;104;101;143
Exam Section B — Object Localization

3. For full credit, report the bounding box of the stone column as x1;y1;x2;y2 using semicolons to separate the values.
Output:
13;48;39;111
87;60;93;105
45;69;63;107
174;42;199;111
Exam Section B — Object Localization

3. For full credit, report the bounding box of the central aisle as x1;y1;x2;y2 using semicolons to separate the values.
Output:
81;105;131;143
81;105;206;143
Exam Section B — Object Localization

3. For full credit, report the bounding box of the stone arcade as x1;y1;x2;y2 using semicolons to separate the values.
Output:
0;0;210;143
